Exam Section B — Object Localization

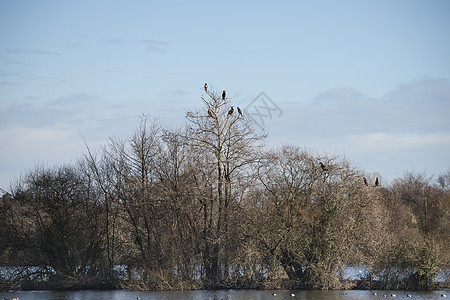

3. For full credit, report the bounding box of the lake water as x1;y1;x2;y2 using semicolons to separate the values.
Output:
0;289;448;300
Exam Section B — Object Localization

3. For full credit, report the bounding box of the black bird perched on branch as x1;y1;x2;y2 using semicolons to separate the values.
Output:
222;90;226;100
363;177;368;186
375;177;379;187
237;107;242;116
208;108;213;118
319;162;328;171
228;106;234;116
204;83;208;92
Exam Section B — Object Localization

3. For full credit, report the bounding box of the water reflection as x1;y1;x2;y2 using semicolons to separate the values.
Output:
0;289;448;300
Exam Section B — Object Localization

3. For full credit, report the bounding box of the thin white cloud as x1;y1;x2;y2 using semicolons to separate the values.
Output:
4;48;59;55
98;38;126;45
312;88;364;105
285;78;450;136
0;93;118;130
0;126;85;189
384;78;450;103
138;39;168;52
346;133;450;153
96;37;169;52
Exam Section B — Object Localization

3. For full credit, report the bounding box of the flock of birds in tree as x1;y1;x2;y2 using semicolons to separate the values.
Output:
363;176;379;187
204;83;242;118
206;83;380;188
320;161;380;187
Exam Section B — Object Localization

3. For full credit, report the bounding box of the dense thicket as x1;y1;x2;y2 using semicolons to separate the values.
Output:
1;89;449;291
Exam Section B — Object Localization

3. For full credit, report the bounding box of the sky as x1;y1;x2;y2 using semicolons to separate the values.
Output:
1;0;450;190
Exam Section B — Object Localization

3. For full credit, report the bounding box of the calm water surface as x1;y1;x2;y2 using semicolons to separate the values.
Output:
0;289;448;300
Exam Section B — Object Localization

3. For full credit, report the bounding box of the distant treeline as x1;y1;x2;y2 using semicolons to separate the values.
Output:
0;90;449;291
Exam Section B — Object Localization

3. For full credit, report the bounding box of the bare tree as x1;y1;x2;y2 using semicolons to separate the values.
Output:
1;86;448;291
104;115;165;287
244;146;389;289
388;171;449;289
80;141;123;281
184;86;265;285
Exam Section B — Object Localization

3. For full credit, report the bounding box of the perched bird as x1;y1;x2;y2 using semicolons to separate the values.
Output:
375;177;379;187
208;108;213;118
237;106;242;116
373;292;378;296
363;177;368;186
222;90;226;100
272;293;277;296
290;293;295;297
204;83;208;92
441;295;447;298
228;106;234;116
319;162;328;171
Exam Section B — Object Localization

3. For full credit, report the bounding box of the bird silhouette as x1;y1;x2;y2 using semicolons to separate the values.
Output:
375;177;379;187
208;109;213;118
363;177;368;186
228;106;234;116
319;162;328;171
222;90;226;100
204;83;208;92
237;106;242;116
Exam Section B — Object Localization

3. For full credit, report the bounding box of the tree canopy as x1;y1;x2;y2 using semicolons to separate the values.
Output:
1;88;449;291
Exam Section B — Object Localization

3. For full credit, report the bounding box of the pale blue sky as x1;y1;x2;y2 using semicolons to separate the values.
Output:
1;0;450;189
